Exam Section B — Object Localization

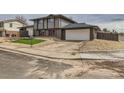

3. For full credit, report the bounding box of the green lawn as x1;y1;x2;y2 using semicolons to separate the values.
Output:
12;38;45;45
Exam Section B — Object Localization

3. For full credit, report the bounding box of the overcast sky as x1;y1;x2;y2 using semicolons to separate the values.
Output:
0;14;124;32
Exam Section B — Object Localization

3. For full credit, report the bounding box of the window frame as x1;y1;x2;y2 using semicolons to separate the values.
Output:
0;22;4;27
10;23;13;28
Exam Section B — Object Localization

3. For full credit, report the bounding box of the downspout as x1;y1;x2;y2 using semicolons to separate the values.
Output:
3;22;6;37
54;16;56;37
90;28;94;41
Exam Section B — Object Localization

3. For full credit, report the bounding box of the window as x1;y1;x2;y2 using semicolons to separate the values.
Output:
44;19;47;29
38;20;43;29
34;20;38;29
39;20;43;24
48;19;54;23
55;18;59;28
10;23;13;27
48;19;54;28
0;22;3;27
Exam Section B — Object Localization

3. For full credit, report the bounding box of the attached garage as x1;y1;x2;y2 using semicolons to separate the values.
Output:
65;29;90;40
62;23;100;41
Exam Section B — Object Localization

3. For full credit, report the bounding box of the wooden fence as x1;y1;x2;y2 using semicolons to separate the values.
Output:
97;32;118;41
20;30;29;37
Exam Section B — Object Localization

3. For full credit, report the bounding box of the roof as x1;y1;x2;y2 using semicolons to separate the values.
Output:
0;19;27;25
30;14;77;23
63;23;99;29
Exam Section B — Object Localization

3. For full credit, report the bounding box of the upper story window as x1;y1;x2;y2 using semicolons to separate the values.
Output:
0;22;3;27
39;20;43;24
38;20;43;29
48;19;54;23
34;20;37;26
10;23;13;28
34;20;38;30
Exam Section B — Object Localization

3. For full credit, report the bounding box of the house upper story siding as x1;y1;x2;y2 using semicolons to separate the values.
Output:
0;21;25;31
59;19;71;28
34;17;72;30
4;21;25;31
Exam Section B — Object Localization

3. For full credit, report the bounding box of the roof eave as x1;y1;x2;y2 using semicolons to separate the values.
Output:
30;14;77;23
63;26;100;30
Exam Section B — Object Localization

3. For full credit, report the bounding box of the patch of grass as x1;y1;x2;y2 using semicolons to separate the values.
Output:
12;38;45;45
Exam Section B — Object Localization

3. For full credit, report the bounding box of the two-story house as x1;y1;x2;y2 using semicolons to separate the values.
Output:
0;19;26;37
30;14;77;39
30;14;100;41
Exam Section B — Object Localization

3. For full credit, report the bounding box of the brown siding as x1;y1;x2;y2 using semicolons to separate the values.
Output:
61;29;65;40
55;29;61;39
20;30;28;37
97;32;118;41
90;28;94;40
6;31;20;37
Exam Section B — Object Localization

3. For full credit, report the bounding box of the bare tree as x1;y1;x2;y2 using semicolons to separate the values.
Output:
15;16;27;25
103;28;112;32
112;29;118;33
103;28;108;32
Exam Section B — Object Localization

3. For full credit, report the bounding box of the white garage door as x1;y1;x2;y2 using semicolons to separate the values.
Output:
65;29;90;40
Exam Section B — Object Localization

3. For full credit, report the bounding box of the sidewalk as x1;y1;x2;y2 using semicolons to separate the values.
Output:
0;43;81;60
80;53;123;60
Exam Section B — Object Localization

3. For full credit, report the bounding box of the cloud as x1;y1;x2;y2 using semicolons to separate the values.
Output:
0;14;124;32
111;18;124;22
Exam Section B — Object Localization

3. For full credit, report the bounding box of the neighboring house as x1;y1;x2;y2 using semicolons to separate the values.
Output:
0;19;26;37
19;25;34;37
29;14;100;41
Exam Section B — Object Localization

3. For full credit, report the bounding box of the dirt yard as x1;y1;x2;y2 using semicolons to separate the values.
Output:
0;37;8;42
0;50;124;79
1;38;124;79
34;41;80;53
79;39;124;52
27;59;124;79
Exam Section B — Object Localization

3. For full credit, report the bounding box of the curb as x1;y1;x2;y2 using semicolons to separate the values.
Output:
0;46;81;60
0;46;123;61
